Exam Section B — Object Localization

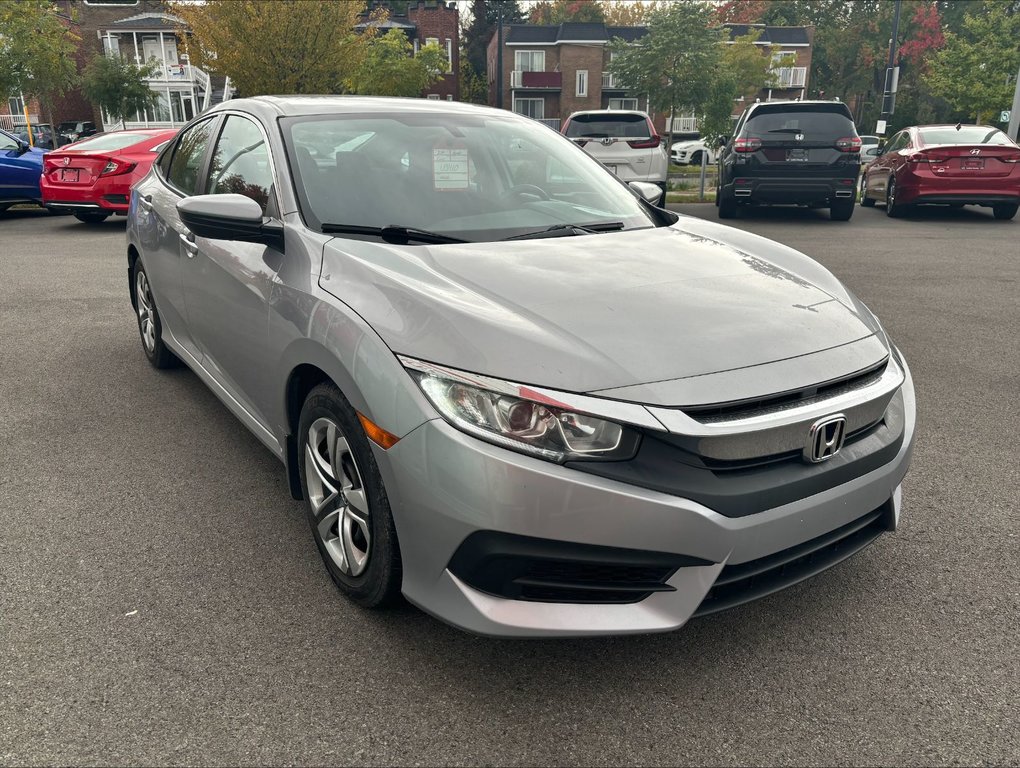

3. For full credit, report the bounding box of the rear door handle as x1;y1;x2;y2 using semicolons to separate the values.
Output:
179;232;198;257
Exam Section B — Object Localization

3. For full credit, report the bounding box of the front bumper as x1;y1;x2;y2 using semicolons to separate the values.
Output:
374;359;916;637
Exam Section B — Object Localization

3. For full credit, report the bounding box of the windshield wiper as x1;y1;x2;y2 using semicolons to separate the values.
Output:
502;221;625;241
320;223;468;244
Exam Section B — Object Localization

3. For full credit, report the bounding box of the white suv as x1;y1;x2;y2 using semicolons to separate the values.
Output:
562;110;668;205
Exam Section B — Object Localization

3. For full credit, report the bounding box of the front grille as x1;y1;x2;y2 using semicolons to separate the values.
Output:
693;502;891;617
685;360;888;423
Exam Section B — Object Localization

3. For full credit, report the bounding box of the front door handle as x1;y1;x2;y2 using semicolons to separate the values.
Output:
179;232;198;258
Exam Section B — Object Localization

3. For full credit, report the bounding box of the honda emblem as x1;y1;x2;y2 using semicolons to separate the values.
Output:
804;415;847;463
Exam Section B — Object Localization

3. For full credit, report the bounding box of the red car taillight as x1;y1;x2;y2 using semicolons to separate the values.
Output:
100;160;137;176
627;135;661;149
733;137;761;153
43;157;62;173
1001;153;1020;163
905;153;947;163
835;136;862;153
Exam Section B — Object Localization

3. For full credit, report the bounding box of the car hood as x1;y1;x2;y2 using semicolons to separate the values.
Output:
319;219;888;406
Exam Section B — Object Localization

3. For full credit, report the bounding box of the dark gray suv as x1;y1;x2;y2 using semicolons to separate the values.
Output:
717;101;862;220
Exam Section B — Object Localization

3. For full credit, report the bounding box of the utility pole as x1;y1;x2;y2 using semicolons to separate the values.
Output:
1008;61;1020;142
877;0;902;139
496;2;504;110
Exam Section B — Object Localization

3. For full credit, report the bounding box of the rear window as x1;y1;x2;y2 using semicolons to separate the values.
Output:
68;132;156;151
565;113;651;139
744;105;855;138
918;126;1014;146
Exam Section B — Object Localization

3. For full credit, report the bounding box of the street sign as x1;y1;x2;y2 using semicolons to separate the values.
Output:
1002;110;1011;123
876;119;887;135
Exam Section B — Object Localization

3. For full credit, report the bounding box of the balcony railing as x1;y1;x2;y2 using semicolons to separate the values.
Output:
670;116;700;134
602;72;626;89
0;113;39;132
511;70;562;89
773;66;807;88
142;62;202;84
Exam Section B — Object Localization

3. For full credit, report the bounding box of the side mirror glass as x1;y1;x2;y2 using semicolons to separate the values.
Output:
16;139;31;155
177;194;284;251
629;180;662;204
716;135;728;149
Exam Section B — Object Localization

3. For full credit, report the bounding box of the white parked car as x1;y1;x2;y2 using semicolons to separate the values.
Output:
670;139;716;166
562;110;668;205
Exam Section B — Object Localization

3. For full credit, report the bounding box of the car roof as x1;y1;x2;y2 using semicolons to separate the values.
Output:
215;95;512;120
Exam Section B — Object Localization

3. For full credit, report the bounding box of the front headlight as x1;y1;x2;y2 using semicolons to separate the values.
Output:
402;359;640;463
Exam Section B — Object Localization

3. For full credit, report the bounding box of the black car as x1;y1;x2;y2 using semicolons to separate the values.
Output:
56;120;98;146
716;101;862;221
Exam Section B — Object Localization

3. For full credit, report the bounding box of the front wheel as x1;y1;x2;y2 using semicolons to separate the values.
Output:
74;212;110;224
992;203;1019;220
860;176;876;207
298;383;402;608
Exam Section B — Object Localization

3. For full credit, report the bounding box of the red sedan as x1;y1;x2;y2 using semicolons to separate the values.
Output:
41;128;177;224
861;124;1020;220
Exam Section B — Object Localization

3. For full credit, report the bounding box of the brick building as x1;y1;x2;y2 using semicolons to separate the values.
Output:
362;0;461;101
486;21;815;135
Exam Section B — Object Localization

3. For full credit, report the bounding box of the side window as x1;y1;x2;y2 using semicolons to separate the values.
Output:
205;115;273;213
887;132;907;153
167;118;216;195
0;131;19;151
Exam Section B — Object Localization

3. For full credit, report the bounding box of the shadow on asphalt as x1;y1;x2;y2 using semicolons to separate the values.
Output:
708;203;1003;224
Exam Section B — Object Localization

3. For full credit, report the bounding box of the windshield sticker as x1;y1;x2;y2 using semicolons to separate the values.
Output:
433;146;469;191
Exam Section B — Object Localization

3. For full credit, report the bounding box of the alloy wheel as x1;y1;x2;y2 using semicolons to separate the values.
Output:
304;417;371;577
135;270;156;353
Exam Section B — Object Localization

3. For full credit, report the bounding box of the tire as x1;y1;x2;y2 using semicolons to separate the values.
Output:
992;203;1018;220
690;151;702;166
718;188;737;219
885;177;906;218
298;382;402;609
830;199;855;221
132;260;180;369
75;212;109;224
860;176;875;207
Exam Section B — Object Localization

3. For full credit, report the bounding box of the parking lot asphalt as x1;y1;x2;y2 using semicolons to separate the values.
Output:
2;204;1018;766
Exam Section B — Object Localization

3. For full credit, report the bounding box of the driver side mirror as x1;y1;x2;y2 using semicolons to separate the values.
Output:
15;139;32;155
629;181;663;205
716;135;728;149
177;194;285;252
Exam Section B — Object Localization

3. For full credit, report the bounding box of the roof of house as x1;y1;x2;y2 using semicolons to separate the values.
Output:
723;23;811;45
505;22;648;45
108;12;185;30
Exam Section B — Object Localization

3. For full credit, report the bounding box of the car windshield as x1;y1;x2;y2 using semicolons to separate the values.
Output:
745;105;855;138
69;132;157;151
564;113;650;139
282;111;657;242
918;126;1015;146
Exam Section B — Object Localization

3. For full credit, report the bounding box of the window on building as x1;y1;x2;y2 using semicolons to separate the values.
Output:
576;70;588;98
513;98;545;120
514;50;545;72
608;98;639;110
8;95;25;116
445;38;453;74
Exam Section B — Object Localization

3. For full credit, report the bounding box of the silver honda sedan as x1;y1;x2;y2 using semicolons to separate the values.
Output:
127;96;915;637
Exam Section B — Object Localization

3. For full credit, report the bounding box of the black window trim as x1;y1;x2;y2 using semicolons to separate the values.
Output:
204;110;282;217
158;114;223;198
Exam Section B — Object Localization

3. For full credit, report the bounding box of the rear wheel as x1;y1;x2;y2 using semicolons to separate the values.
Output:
885;177;906;218
74;212;109;224
992;203;1018;220
830;199;855;221
718;188;737;219
133;260;179;369
860;176;875;207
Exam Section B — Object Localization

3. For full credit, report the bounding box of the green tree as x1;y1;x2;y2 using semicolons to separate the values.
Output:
925;3;1020;123
172;0;374;96
529;0;606;25
0;1;79;136
349;29;447;97
462;0;526;95
81;54;159;129
608;1;723;146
